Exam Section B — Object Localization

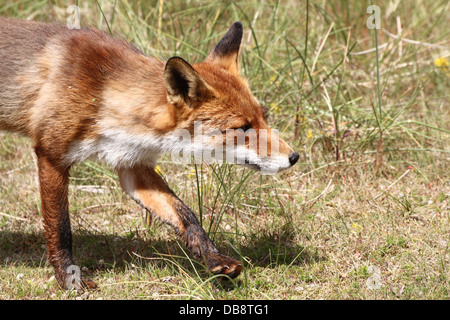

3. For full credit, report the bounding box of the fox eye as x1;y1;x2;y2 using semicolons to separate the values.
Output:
234;124;251;132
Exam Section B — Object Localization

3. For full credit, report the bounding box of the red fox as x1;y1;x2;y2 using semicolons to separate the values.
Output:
0;18;299;289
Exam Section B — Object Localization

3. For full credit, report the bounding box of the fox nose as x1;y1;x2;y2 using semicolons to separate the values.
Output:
289;152;299;166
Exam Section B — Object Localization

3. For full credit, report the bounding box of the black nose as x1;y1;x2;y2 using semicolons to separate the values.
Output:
289;152;299;165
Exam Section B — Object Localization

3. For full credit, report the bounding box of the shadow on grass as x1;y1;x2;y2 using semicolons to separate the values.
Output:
238;227;326;268
0;225;325;283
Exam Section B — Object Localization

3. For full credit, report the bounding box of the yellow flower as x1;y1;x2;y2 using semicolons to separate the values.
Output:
434;57;449;72
307;129;313;139
188;168;196;178
155;165;164;175
352;222;363;233
269;75;279;85
270;102;281;115
434;57;449;67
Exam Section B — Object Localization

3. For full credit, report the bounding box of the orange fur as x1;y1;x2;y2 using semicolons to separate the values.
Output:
0;19;298;288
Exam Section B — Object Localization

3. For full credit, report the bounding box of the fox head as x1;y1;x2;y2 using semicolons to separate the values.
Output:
163;22;299;174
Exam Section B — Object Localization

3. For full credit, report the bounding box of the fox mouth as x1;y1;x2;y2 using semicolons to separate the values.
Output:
242;157;293;174
243;159;261;171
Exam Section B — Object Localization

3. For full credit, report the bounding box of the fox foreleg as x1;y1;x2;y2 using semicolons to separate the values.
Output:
118;166;242;278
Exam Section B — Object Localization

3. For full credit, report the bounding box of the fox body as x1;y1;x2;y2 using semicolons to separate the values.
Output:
0;18;299;289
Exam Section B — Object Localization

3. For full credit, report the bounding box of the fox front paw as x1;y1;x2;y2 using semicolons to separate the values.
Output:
207;253;242;279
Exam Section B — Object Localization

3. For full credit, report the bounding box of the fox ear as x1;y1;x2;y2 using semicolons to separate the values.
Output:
164;57;214;108
206;21;243;74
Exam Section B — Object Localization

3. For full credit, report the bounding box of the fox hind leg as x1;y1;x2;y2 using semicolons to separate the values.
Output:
35;147;97;290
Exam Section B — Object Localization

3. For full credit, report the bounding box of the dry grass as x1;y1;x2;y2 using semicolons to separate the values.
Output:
1;139;448;299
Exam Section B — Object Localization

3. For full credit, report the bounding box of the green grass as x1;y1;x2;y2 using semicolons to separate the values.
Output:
0;0;449;299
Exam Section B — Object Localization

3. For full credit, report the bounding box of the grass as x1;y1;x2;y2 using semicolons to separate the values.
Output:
0;0;449;300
